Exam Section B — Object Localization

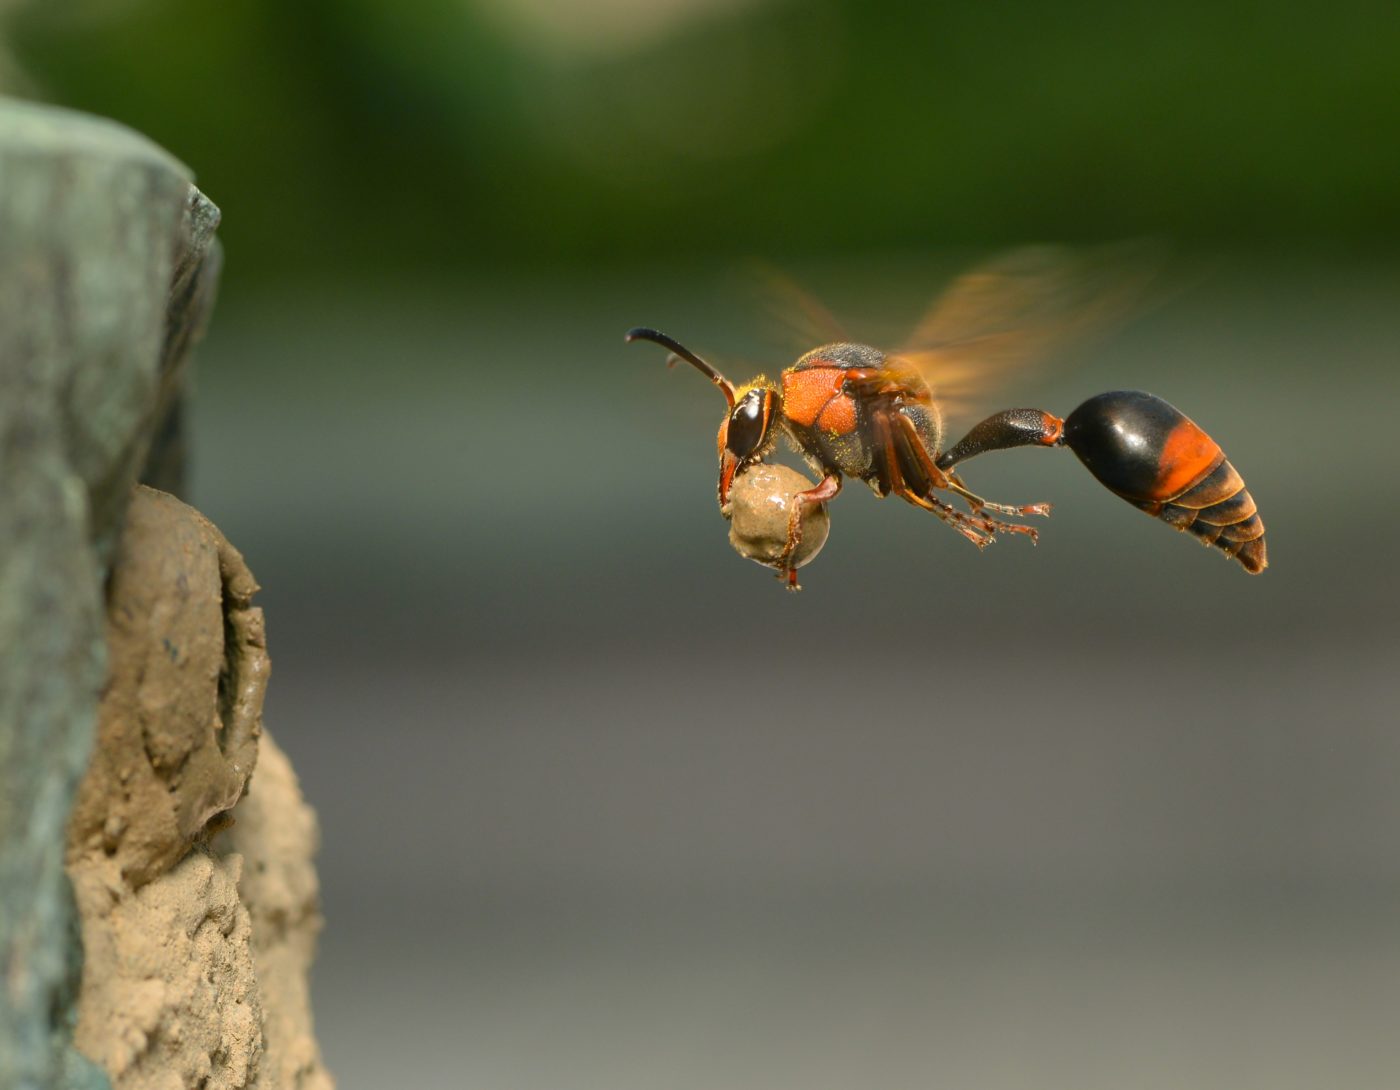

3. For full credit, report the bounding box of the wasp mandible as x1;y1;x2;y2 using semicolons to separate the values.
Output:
627;248;1267;589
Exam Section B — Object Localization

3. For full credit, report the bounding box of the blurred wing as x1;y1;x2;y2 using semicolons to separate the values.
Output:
738;259;850;352
894;241;1164;416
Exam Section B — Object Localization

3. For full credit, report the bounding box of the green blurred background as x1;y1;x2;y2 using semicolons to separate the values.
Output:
6;2;1400;1088
9;0;1400;288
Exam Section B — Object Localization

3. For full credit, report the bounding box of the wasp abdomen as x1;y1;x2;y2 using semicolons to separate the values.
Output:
1064;391;1267;574
1145;457;1267;574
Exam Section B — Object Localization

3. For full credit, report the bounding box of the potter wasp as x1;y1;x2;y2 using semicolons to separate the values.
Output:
627;247;1267;589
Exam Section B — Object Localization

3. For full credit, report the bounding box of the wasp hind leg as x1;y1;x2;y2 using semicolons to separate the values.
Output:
944;471;1052;520
905;490;1002;548
885;412;1043;546
869;412;1019;547
930;407;1061;523
873;411;984;546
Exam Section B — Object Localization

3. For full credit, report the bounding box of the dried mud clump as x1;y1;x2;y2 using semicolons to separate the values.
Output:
224;734;332;1090
68;486;266;888
722;462;831;571
65;485;332;1090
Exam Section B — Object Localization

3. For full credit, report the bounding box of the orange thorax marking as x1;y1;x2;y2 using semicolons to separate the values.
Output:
1154;418;1223;499
782;366;845;427
817;395;857;434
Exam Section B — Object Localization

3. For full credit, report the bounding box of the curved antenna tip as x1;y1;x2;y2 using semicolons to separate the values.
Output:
624;326;736;408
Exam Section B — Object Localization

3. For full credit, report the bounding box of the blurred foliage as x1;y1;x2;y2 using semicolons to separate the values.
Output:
5;0;1400;294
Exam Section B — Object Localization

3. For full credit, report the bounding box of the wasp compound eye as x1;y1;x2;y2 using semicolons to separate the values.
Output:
726;390;771;457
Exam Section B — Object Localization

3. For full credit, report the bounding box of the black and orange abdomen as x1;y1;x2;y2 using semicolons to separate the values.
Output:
1063;391;1267;574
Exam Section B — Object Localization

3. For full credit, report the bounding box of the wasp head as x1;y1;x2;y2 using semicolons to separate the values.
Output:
627;326;778;507
716;380;781;506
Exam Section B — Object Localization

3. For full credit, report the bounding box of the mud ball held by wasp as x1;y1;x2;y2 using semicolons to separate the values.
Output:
721;463;831;573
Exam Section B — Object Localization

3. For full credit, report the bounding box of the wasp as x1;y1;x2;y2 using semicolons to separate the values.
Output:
627;248;1267;589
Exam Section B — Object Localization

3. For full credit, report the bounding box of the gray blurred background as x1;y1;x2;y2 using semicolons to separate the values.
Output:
6;2;1400;1087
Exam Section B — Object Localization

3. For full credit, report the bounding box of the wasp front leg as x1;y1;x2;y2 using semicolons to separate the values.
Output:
778;473;842;590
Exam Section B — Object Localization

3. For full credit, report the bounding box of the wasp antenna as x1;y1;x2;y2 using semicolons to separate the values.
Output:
626;327;736;409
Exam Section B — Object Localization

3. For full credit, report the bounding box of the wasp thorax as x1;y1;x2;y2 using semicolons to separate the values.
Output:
721;463;830;571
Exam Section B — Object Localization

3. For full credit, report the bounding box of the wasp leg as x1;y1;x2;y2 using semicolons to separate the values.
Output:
903;488;1001;547
945;471;1052;519
890;412;1042;545
936;408;1065;471
778;472;842;592
928;408;1058;526
872;411;998;548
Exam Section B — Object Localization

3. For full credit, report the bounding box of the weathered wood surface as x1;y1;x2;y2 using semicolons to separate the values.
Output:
0;96;220;1090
